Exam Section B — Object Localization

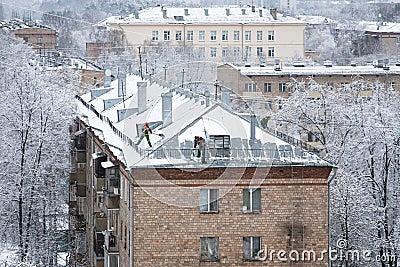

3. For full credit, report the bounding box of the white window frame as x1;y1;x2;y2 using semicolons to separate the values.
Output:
222;47;228;58
279;83;286;92
199;30;205;41
268;47;275;57
245;83;257;92
187;30;193;41
245;31;251;41
164;30;170;41
268;30;275;41
210;30;217;41
222;30;228;41
234;31;240;41
264;83;272;93
256;47;263;57
176;31;182;41
257;31;263;41
233;47;240;58
200;189;218;212
243;236;261;260
242;188;261;212
152;31;158;41
198;47;205;58
210;47;217;58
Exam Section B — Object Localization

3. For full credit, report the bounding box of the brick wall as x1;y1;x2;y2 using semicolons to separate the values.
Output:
126;166;331;267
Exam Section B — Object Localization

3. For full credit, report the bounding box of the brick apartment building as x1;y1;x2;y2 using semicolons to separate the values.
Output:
217;62;400;114
69;72;333;266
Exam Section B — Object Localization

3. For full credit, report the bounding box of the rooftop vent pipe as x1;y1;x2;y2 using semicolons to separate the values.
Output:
162;91;173;126
137;82;147;113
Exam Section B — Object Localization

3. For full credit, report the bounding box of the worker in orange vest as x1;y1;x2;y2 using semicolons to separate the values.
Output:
136;122;152;147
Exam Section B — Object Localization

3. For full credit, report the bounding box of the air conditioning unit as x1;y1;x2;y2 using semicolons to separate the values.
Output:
113;188;120;195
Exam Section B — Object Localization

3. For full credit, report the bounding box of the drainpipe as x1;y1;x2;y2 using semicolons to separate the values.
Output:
128;168;134;267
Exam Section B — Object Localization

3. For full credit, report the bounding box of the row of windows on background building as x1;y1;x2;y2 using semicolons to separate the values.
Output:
245;82;286;93
152;30;275;42
200;236;261;261
245;81;396;93
153;46;275;59
200;188;261;213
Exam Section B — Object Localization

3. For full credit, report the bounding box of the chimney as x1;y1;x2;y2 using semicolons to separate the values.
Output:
259;9;263;17
162;9;167;19
194;94;199;102
204;8;209;16
104;66;111;87
134;10;139;19
250;114;257;141
117;73;126;97
252;5;255;12
184;8;189;16
270;8;277;20
137;82;147;113
162;92;173;126
220;87;231;108
242;8;246;15
204;91;210;107
226;8;230;16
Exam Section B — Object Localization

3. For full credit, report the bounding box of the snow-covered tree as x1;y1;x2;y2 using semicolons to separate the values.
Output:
274;79;400;266
0;30;76;265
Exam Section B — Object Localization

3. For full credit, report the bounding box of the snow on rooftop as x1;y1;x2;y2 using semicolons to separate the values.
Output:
77;73;332;169
227;63;400;76
103;6;304;25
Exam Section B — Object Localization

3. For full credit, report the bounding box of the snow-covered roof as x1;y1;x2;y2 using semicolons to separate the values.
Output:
102;6;305;26
224;63;400;76
68;58;102;71
76;74;332;169
360;21;400;34
296;15;336;26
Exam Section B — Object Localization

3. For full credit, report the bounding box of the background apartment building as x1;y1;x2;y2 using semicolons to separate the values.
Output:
104;6;306;64
217;62;400;114
69;70;333;266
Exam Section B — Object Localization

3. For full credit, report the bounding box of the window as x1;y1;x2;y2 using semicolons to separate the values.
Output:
199;30;205;41
268;30;274;41
389;81;396;89
268;47;275;57
396;36;400;45
245;83;257;92
279;83;286;92
200;189;218;212
222;47;228;58
233;47;240;58
36;36;42;44
245;46;251;59
245;31;251;41
176;31;182;41
210;47;217;58
264;83;272;92
187;30;193;41
23;37;28;43
108;254;119;267
209;135;230;157
198;47;205;58
242;188;261;212
152;31;158;41
243;237;261;260
164;30;170;41
200;237;219;261
222;30;228;41
210;30;217;41
256;47;263;57
234;31;240;41
257;31;263;41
